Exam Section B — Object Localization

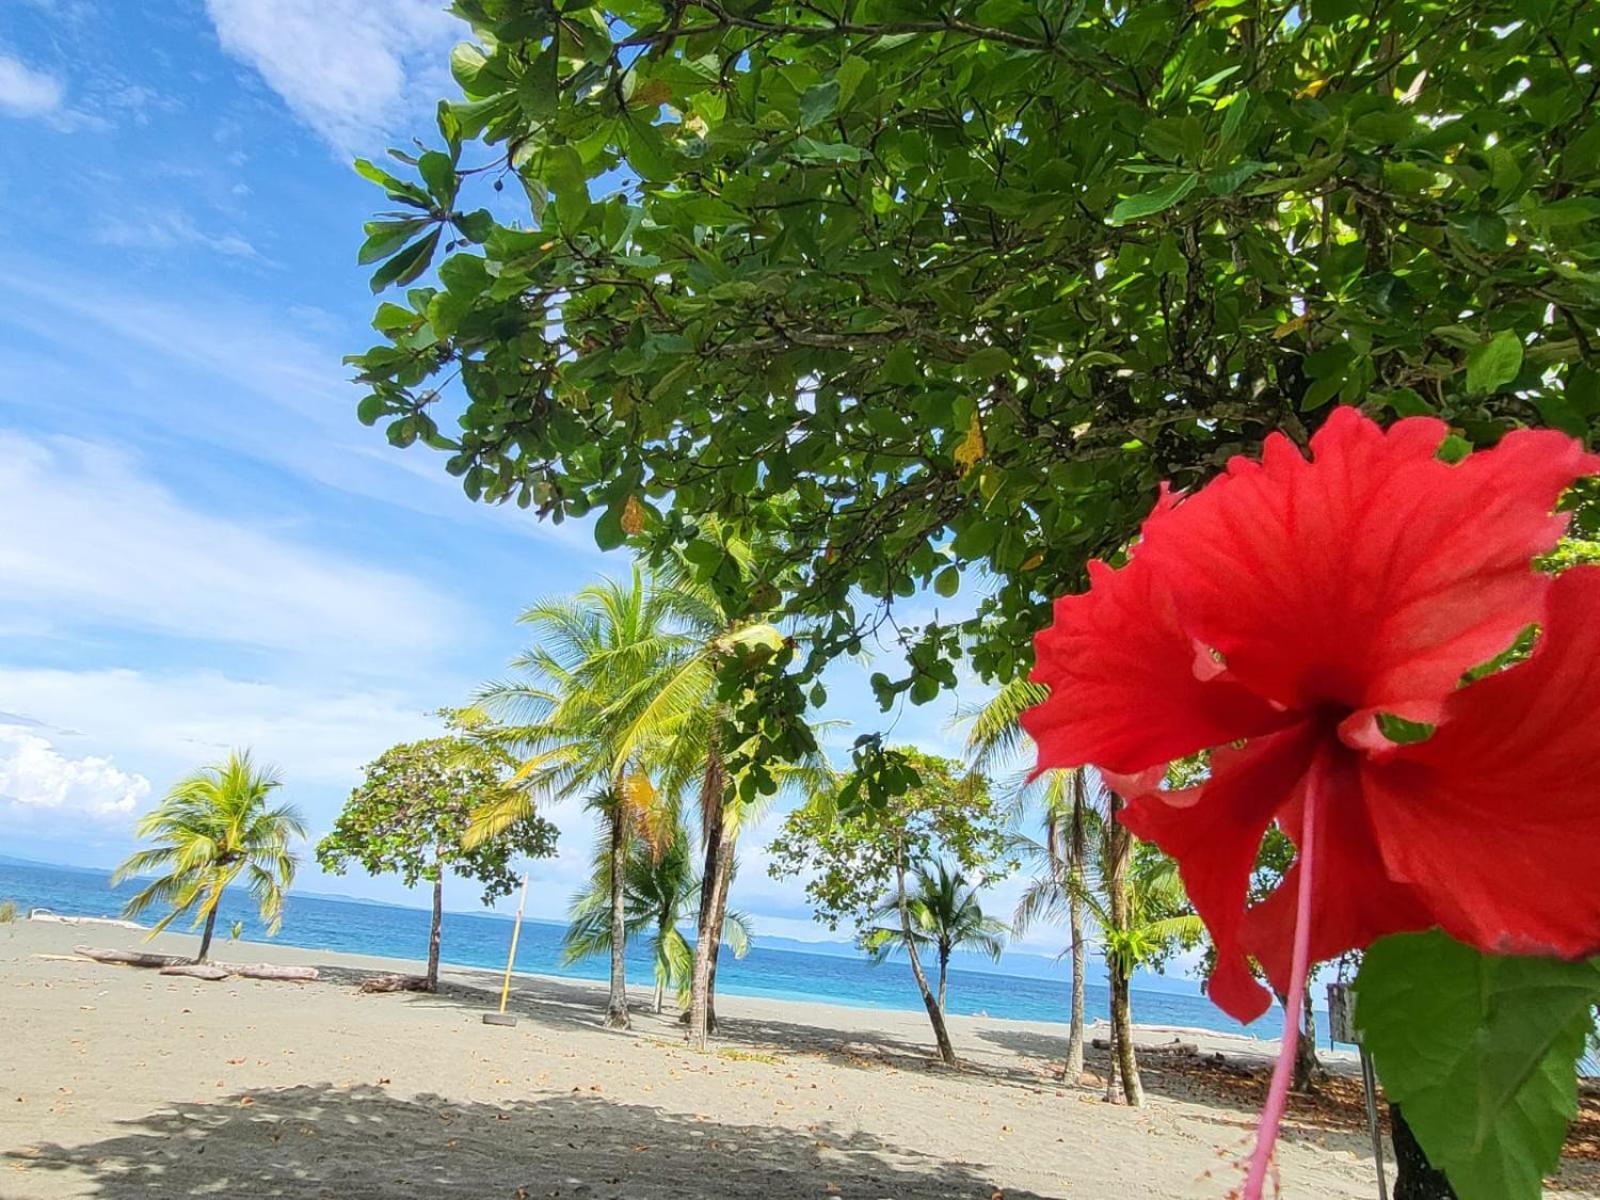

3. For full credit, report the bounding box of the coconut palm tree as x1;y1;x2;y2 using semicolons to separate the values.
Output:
468;569;687;1030
113;750;306;963
862;861;1007;1012
967;679;1098;1080
563;824;753;1012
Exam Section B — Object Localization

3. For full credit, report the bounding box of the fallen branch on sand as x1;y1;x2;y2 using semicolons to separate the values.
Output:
358;972;433;993
220;963;319;982
72;946;318;982
74;945;186;969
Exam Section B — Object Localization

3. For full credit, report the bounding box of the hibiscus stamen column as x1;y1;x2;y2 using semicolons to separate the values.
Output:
1242;766;1320;1199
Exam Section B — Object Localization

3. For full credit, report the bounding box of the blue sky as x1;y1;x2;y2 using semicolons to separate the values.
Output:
0;0;1175;987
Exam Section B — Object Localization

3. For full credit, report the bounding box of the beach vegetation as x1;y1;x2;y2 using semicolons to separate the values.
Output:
770;748;1010;1065
0;899;15;924
113;750;305;964
562;821;752;1014
316;710;559;992
861;860;1006;1015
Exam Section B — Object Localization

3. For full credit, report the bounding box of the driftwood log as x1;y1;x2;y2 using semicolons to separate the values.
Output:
218;963;319;982
1092;1038;1199;1056
358;972;433;993
74;945;185;969
73;947;318;982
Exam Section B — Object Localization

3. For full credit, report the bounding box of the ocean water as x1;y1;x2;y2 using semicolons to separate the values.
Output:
0;859;1286;1042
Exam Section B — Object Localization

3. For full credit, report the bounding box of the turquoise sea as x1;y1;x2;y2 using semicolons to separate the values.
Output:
0;859;1296;1044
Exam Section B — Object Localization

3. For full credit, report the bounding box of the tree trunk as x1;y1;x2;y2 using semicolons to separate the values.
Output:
196;903;219;964
604;804;630;1030
425;865;443;992
937;946;949;1014
1392;1104;1456;1199
1293;984;1319;1092
688;739;729;1049
896;847;957;1066
1064;771;1087;1081
1103;968;1118;1103
1104;796;1143;1107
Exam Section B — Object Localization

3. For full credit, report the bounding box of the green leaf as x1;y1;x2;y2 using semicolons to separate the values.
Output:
934;565;960;597
544;145;589;227
418;151;458;205
790;136;868;163
1109;173;1199;225
358;219;429;265
799;80;840;129
369;229;441;293
1466;330;1524;394
963;346;1013;377
1357;932;1600;1200
593;501;626;551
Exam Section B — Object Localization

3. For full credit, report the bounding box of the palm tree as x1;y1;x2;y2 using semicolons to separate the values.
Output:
469;569;686;1030
563;825;753;1012
863;861;1007;1012
968;679;1097;1080
113;750;306;963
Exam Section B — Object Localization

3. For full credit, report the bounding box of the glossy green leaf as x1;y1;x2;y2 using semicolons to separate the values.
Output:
1357;932;1600;1200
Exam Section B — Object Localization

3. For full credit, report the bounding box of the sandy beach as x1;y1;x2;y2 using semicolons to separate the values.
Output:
3;919;1595;1199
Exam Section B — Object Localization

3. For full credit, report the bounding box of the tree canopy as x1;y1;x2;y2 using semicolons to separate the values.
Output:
351;0;1600;725
316;724;559;904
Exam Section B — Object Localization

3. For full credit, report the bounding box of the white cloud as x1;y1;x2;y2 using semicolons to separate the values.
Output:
204;0;463;152
0;430;458;658
0;723;150;819
0;52;65;119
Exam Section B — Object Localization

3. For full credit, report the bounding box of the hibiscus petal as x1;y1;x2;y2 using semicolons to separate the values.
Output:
1365;567;1600;960
1024;555;1289;776
1136;407;1600;730
1117;721;1322;1023
1243;748;1433;994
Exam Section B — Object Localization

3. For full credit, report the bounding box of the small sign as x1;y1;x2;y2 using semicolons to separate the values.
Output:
1328;981;1360;1045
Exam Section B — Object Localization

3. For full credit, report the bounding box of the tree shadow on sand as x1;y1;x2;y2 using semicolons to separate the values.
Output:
10;1082;1059;1200
312;961;1015;1083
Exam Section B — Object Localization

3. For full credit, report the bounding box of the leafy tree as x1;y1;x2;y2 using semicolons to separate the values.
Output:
351;0;1600;767
862;860;1006;1013
563;823;752;1012
315;714;558;991
114;750;305;963
769;747;1010;1064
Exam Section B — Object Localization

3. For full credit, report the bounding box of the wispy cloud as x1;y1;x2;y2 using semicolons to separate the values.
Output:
93;211;266;262
0;430;460;659
0;51;65;119
204;0;462;153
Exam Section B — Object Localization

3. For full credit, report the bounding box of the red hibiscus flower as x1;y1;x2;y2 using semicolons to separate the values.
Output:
1021;406;1600;1193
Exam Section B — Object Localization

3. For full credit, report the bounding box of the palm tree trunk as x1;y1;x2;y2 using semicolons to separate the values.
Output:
196;903;220;964
937;946;949;1014
1103;961;1118;1102
426;868;443;992
688;739;728;1049
604;803;630;1030
1064;771;1087;1080
1393;1104;1457;1198
1293;985;1319;1091
1105;795;1143;1107
896;847;956;1066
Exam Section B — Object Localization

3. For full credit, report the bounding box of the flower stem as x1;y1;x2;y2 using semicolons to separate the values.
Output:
1243;765;1319;1199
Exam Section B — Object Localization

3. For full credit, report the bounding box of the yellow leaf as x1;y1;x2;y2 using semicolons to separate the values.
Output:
1272;311;1311;339
1295;79;1329;99
1021;553;1044;571
621;494;646;536
954;413;985;476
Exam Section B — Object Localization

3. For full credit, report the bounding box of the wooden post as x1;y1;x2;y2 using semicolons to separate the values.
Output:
484;873;529;1027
